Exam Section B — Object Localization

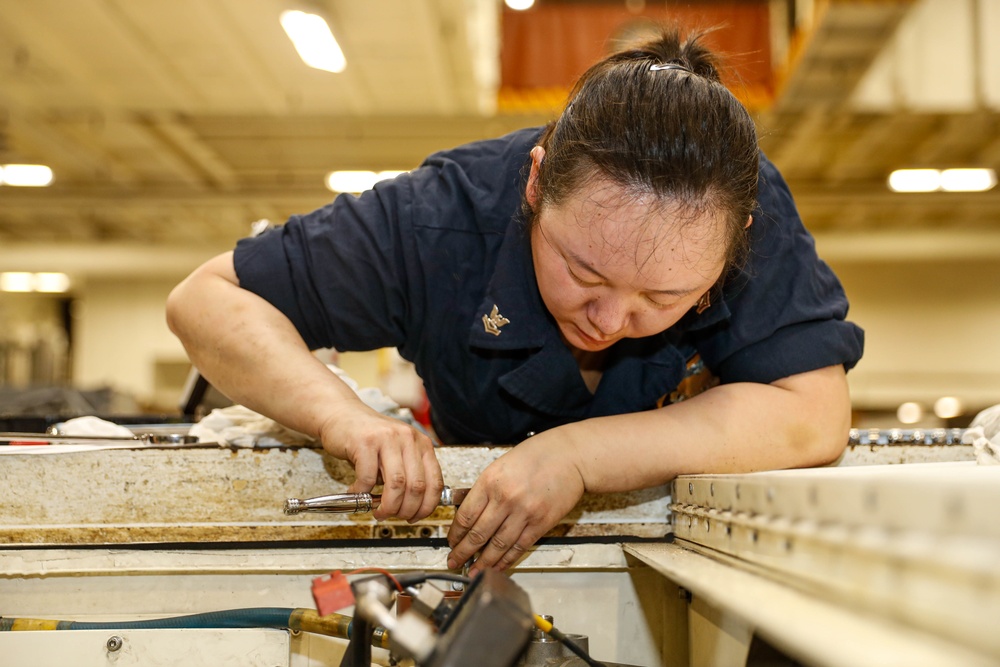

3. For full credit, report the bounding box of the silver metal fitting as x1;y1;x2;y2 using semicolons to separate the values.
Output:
410;583;446;619
388;612;437;663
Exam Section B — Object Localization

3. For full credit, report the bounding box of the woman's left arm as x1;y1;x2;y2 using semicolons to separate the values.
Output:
447;364;851;573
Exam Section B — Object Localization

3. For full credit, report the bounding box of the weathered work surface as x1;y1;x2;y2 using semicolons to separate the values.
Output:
841;443;974;465
3;439;972;547
0;445;671;546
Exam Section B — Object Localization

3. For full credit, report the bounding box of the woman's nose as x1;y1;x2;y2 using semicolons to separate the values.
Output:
587;296;629;337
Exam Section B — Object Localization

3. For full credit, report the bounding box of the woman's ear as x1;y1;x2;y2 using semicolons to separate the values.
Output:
745;214;753;229
526;146;546;211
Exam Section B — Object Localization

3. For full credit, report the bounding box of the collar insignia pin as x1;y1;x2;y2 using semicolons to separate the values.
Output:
695;292;711;315
482;304;510;336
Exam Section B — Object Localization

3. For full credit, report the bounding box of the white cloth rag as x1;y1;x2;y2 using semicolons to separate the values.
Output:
188;365;428;448
963;404;1000;465
58;415;137;438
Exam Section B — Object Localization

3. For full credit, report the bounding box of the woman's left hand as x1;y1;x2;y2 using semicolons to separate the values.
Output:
446;437;585;575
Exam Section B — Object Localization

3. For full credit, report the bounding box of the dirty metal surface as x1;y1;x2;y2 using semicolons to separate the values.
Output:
841;427;975;465
0;445;670;546
841;442;975;465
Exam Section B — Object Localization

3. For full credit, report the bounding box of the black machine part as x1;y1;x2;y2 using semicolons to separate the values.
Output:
425;569;535;667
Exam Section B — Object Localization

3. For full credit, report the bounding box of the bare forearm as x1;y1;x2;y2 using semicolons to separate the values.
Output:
556;365;851;494
166;252;363;440
168;252;444;521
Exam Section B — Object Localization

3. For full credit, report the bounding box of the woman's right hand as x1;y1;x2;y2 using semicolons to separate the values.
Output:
319;403;444;523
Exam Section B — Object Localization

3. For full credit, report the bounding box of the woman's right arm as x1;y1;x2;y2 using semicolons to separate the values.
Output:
166;251;444;521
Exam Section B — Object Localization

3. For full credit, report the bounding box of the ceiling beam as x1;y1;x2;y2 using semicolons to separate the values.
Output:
4;226;1000;285
775;0;914;111
138;113;240;190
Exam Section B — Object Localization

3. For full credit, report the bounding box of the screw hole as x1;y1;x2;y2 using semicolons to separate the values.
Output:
865;490;878;511
945;495;964;519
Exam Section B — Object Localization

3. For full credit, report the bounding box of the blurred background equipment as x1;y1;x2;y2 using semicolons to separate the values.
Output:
1;0;998;429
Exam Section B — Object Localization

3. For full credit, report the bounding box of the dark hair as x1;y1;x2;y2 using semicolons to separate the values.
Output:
529;27;758;273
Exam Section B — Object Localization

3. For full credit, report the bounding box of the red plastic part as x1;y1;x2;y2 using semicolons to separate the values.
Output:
311;571;356;615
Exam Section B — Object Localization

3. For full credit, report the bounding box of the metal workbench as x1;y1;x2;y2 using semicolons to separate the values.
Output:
1;435;992;666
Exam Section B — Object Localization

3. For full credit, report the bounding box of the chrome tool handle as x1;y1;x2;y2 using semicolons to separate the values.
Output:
284;486;468;515
284;492;376;515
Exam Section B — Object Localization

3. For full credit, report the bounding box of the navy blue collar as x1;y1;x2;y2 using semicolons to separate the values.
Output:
468;218;549;350
467;220;592;417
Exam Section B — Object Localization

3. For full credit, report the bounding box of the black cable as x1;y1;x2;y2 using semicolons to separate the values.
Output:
423;573;471;585
534;615;606;667
394;571;472;588
550;626;605;667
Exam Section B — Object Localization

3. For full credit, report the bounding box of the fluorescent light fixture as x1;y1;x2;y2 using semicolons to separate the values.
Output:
326;170;406;193
939;168;997;192
0;272;34;292
887;169;940;193
280;9;346;73
327;170;376;193
505;0;535;9
34;272;71;293
933;396;963;419
896;402;923;425
0;164;54;187
0;272;71;293
888;168;996;193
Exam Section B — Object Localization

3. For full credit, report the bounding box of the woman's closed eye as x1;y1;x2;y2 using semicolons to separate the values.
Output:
566;260;681;309
566;263;602;287
643;294;676;310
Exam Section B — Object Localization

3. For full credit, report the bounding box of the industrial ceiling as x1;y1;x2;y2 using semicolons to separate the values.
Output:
0;0;998;281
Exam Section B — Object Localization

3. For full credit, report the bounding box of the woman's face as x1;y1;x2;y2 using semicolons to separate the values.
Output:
528;154;727;352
